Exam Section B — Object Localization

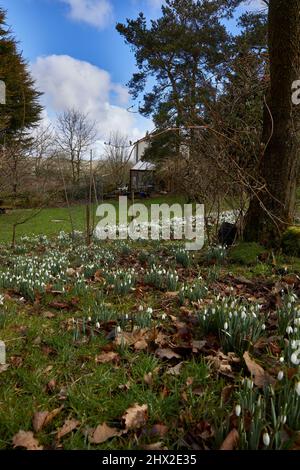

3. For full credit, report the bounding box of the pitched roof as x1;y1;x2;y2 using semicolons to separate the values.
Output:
131;161;155;171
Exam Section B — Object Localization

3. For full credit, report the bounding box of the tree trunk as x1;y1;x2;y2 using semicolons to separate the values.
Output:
244;0;300;245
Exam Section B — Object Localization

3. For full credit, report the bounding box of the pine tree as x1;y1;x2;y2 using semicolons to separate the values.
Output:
0;8;42;141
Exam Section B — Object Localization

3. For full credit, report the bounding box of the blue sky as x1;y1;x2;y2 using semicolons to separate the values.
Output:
1;0;264;149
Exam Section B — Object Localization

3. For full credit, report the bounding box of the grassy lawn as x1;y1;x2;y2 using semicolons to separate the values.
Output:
0;235;300;450
0;195;187;244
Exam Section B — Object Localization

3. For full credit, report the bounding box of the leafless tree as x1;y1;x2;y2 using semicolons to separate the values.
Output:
55;109;96;184
30;123;55;177
101;131;132;189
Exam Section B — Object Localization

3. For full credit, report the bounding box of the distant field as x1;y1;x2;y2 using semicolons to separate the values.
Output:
0;195;187;244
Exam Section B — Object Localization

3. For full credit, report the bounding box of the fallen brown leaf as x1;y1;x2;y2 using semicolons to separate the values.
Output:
115;329;148;348
206;351;240;377
134;339;148;351
42;311;55;319
151;424;169;437
164;291;178;299
13;431;43;450
192;340;206;352
33;407;63;432
32;411;49;433
220;428;239;450
221;385;235;405
122;403;148;430
243;351;276;388
46;378;57;392
143;442;167;450
48;301;69;309
95;351;120;364
166;362;184;376
56;418;80;440
155;348;181;360
89;423;121;444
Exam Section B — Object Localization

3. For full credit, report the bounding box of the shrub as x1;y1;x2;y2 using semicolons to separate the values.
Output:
281;226;300;257
229;242;265;265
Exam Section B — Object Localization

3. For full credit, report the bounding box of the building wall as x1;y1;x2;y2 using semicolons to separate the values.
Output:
135;139;149;163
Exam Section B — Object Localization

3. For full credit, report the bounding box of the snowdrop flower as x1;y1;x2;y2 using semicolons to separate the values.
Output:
235;404;241;417
263;432;270;447
224;322;229;331
277;371;284;381
88;316;92;322
161;313;166;320
147;307;153;315
138;305;144;312
280;415;287;425
279;356;285;363
246;379;254;389
262;324;266;330
291;352;300;366
116;326;122;334
295;382;300;396
286;326;293;335
95;322;100;329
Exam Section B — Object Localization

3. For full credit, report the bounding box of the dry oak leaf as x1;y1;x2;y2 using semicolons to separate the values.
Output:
155;348;181;360
151;424;169;437
143;442;168;450
220;428;239;450
95;351;120;364
192;340;206;353
33;411;49;433
122;403;148;430
166;361;184;376
154;331;168;347
33;407;63;432
164;291;178;299
42;311;55;319
56;418;80;440
134;339;148;351
115;329;148;348
243;351;276;388
89;423;122;444
206;351;239;376
13;431;43;450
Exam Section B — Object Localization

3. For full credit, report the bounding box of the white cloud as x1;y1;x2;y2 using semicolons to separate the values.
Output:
60;0;113;29
31;54;151;151
146;0;164;7
131;0;164;10
242;0;268;10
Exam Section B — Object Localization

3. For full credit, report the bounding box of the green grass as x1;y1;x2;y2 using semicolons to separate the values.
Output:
0;195;187;244
1;232;300;449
